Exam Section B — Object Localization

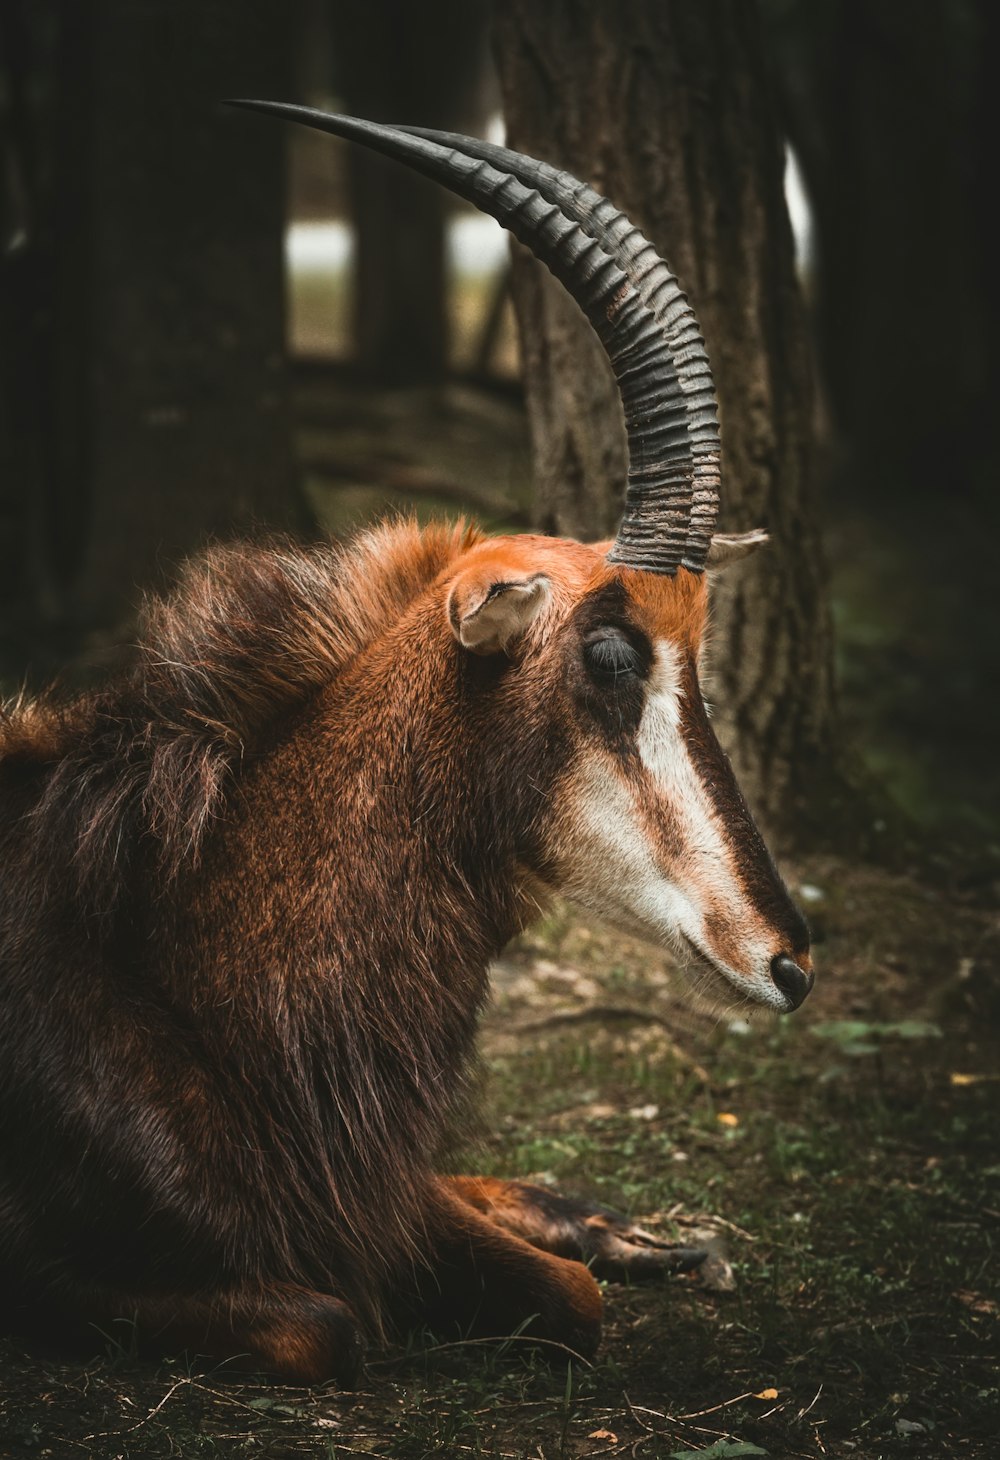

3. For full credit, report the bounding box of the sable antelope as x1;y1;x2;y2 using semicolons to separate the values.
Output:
0;107;812;1384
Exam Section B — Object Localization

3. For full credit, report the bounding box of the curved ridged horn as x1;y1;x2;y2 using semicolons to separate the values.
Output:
228;101;721;574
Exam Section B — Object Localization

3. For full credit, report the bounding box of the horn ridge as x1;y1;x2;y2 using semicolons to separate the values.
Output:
227;102;721;572
395;125;721;571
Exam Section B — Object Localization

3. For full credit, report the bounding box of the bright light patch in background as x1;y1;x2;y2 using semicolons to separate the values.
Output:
285;123;814;359
286;221;354;274
784;143;814;274
285;222;354;356
446;215;507;276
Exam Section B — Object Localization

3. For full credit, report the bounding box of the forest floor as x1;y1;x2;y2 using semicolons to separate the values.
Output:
2;378;998;1457
1;855;997;1460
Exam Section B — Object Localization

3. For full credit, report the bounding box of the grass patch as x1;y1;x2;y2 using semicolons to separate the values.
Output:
1;861;997;1456
464;1007;997;1455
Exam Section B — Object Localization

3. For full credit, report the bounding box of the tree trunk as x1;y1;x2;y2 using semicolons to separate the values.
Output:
1;0;301;664
493;0;837;836
78;0;301;630
764;0;993;518
327;0;490;386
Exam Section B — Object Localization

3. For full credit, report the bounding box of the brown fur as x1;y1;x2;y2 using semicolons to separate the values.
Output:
0;518;613;1377
2;519;480;910
0;516;806;1381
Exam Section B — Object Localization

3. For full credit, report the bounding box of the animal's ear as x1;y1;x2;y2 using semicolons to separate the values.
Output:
706;529;769;571
447;570;550;655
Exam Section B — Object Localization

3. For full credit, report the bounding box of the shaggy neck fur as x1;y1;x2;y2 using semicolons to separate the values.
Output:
0;519;535;1333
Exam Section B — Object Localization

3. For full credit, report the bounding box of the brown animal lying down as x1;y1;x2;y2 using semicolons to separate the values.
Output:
0;521;806;1383
0;115;811;1384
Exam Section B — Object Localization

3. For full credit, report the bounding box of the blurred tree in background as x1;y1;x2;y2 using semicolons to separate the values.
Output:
764;0;995;518
761;0;999;848
1;0;298;652
325;0;490;386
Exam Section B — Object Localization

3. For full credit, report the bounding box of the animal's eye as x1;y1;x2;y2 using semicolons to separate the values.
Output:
582;627;645;683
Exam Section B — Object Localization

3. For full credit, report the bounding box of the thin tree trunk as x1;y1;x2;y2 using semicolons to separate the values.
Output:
78;0;301;630
327;0;490;386
493;0;837;835
0;0;302;649
765;0;993;514
1;0;92;633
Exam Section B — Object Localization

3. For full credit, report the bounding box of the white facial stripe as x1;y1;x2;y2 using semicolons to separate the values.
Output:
634;642;783;1004
637;642;739;906
558;760;688;941
550;640;787;1011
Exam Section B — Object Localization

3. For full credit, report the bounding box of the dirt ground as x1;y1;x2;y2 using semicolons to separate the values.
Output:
1;853;997;1460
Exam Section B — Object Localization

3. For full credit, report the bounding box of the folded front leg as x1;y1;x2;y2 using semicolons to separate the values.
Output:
445;1175;707;1282
397;1179;604;1359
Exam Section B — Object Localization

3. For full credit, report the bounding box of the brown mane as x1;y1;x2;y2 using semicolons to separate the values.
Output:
0;510;812;1381
0;517;480;912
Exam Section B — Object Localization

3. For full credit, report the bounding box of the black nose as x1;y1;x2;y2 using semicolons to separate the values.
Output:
770;954;814;1010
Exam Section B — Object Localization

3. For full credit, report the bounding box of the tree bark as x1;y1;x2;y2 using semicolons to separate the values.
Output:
493;0;837;835
327;0;491;386
1;0;301;661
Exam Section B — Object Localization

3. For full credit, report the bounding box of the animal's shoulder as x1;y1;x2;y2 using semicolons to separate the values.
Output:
3;518;480;763
0;517;481;896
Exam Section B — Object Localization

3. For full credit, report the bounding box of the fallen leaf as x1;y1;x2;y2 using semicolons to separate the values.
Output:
717;1112;739;1127
587;1429;618;1443
754;1387;779;1400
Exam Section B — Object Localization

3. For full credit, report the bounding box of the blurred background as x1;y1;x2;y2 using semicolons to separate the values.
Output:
1;0;997;866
